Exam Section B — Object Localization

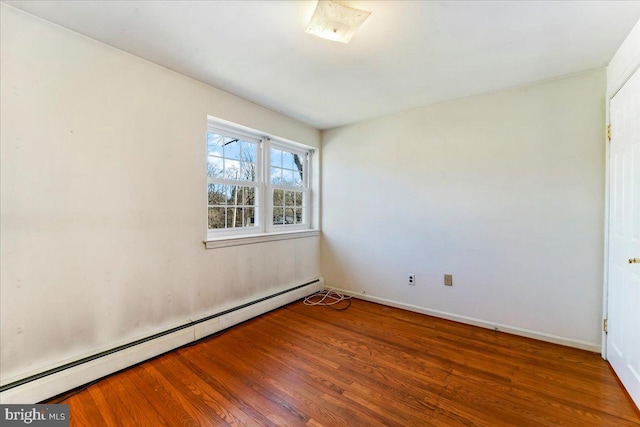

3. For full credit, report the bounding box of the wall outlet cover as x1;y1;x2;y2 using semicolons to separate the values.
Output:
444;274;453;286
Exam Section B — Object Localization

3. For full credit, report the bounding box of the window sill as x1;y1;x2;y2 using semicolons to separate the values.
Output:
204;229;320;249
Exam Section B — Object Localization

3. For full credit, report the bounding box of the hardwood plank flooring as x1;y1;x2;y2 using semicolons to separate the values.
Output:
52;299;640;426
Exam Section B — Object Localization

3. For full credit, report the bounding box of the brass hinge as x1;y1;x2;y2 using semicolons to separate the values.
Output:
603;318;608;333
607;124;611;142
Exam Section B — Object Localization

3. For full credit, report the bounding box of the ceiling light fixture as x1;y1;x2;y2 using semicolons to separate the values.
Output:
305;1;371;44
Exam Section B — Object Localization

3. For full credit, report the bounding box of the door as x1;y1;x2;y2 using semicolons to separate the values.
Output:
607;65;640;409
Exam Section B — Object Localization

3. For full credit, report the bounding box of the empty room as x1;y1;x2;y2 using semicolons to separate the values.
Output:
1;1;639;425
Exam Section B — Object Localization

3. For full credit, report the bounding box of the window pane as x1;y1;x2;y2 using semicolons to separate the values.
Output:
226;207;239;228
208;207;226;229
224;137;241;160
242;141;257;163
294;191;303;207
282;169;294;186
234;207;244;228
208;184;226;205
295;208;303;224
283;151;295;170
293;170;303;187
271;149;282;168
284;191;295;207
271;167;282;184
244;207;255;227
273;189;284;207
226;185;233;205
231;185;244;206
285;208;295;224
207;156;224;178
245;187;256;206
273;207;284;225
224;159;241;179
207;132;224;156
240;162;256;181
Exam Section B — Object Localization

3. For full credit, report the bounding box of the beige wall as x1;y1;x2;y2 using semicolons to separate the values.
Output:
0;5;320;383
322;70;606;349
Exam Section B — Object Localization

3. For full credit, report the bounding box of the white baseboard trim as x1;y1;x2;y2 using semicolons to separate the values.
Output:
0;278;323;404
331;287;601;353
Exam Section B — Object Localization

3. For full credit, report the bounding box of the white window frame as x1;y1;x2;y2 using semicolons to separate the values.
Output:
206;123;264;238
266;140;311;233
205;118;316;246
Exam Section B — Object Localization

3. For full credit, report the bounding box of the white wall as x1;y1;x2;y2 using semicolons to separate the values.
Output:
0;4;320;385
322;70;606;350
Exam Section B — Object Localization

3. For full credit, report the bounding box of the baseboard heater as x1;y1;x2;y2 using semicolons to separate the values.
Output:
0;278;322;403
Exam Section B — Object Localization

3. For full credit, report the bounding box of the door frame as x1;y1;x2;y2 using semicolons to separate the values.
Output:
602;61;640;359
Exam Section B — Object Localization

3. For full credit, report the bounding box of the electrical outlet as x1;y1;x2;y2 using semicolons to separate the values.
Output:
444;274;453;286
408;274;415;285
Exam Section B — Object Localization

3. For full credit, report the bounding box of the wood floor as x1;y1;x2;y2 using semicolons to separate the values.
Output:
55;299;639;426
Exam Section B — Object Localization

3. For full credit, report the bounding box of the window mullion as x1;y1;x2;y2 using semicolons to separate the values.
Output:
264;138;273;232
258;138;267;233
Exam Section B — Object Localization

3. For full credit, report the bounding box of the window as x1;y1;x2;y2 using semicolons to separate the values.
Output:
207;128;261;234
269;145;308;229
206;119;313;241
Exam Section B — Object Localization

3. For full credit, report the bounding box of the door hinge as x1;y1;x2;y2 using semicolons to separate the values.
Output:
607;124;611;142
603;318;608;333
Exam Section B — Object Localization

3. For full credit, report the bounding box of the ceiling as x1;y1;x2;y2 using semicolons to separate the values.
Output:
5;1;640;130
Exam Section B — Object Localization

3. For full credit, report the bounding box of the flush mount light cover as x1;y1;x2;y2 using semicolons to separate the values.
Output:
305;1;371;44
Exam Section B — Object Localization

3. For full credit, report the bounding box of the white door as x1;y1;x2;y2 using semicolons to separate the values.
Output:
607;65;640;409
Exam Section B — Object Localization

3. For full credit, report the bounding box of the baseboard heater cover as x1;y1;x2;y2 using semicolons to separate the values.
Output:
0;278;323;404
